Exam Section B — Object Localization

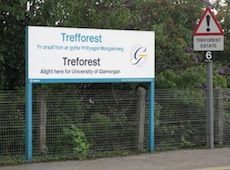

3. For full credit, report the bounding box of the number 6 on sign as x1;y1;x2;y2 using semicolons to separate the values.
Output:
205;51;213;61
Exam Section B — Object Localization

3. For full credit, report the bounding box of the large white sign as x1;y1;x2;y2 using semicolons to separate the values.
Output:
27;26;155;80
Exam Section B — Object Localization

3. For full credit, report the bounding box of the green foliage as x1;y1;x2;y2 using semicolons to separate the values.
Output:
214;74;228;88
156;65;228;89
39;89;86;154
156;66;206;89
86;113;114;149
90;113;112;129
0;155;25;166
64;125;90;159
155;89;207;150
0;1;229;89
0;1;26;89
0;91;25;155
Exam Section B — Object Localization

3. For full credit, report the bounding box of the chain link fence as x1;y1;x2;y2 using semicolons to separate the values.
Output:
0;88;230;163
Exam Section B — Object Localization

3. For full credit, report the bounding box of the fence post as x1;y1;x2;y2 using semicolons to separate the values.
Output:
136;87;146;151
25;82;32;161
39;90;47;153
216;88;224;145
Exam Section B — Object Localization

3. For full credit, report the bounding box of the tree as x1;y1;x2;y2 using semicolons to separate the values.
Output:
0;0;27;89
0;0;229;89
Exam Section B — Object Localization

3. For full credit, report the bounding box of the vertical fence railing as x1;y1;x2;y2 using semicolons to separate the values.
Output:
0;88;230;163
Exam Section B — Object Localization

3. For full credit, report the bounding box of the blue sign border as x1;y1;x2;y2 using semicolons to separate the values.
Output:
25;27;155;161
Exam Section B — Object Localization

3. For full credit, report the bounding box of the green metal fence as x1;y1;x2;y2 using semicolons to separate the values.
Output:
0;88;229;164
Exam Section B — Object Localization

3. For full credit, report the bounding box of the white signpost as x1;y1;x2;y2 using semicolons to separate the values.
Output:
193;7;224;149
27;26;155;81
25;26;155;161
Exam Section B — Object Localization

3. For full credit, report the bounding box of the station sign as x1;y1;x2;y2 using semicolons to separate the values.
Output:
27;26;155;81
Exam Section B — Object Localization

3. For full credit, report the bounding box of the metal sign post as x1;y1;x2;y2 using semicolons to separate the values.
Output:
193;7;224;149
206;51;214;148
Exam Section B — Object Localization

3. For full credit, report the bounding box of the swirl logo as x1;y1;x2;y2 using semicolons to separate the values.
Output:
130;46;148;67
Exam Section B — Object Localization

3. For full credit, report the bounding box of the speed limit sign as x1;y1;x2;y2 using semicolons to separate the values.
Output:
205;51;213;62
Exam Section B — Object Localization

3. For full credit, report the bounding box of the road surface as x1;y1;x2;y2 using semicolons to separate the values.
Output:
1;148;230;170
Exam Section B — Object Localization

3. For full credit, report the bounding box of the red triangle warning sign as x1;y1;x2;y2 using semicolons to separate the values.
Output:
193;7;224;36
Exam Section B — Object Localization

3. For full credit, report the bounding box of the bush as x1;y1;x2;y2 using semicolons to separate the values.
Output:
64;125;90;159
